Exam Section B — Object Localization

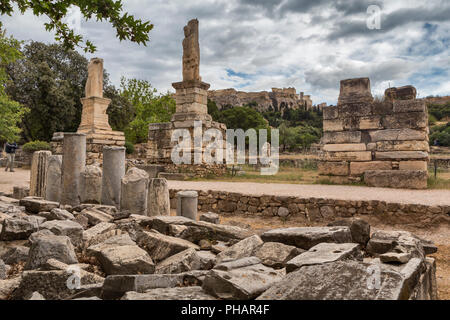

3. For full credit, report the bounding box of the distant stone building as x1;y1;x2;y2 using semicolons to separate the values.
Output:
208;87;313;113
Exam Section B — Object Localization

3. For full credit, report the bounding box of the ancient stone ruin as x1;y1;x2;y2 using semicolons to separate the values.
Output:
146;19;227;177
319;78;429;189
208;87;313;112
51;58;125;165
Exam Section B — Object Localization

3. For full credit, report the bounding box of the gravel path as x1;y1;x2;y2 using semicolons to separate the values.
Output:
169;180;450;206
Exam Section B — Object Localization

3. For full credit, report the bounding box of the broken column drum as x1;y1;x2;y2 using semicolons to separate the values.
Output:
30;151;52;198
101;146;125;209
45;155;63;203
176;191;198;220
120;167;149;216
80;164;102;204
147;178;170;217
61;133;86;206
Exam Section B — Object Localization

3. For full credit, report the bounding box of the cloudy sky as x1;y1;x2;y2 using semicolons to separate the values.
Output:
2;0;450;104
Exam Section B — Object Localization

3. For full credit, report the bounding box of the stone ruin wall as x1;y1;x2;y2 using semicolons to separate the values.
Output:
319;78;429;189
208;87;313;112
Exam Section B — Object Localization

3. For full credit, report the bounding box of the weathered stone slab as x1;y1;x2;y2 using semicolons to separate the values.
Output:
39;208;74;221
257;260;420;300
382;112;428;129
324;151;372;162
323;106;338;120
376;140;429;152
202;264;285;300
25;235;78;270
364;170;428;189
19;197;59;214
399;161;428;171
136;230;199;262
255;242;303;268
155;248;201;274
323;119;344;132
216;235;263;263
393;100;425;113
323;144;366;152
40;220;84;246
260;227;352;250
350;161;392;176
121;286;215;300
214;257;261;271
0;218;38;241
318;161;349;176
369;129;427;142
96;244;155;275
199;212;220;224
375;151;428;160
359;116;382;130
322;131;361;144
286;243;362;273
80;208;114;226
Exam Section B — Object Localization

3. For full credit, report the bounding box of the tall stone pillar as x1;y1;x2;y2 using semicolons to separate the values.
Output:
120;167;149;215
45;155;63;202
147;178;170;216
101;146;125;208
80;164;102;204
61;133;86;206
30;151;52;197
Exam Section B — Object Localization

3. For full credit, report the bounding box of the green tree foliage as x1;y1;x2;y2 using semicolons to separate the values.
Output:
0;0;153;53
281;108;323;129
120;77;176;144
279;122;321;151
428;103;450;121
218;106;269;131
207;99;221;122
430;123;450;147
22;140;51;152
6;41;129;142
0;29;28;142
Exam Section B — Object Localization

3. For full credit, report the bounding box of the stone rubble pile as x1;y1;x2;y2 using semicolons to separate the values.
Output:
0;195;438;300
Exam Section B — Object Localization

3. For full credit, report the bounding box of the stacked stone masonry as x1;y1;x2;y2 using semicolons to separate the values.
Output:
169;189;450;227
320;78;429;189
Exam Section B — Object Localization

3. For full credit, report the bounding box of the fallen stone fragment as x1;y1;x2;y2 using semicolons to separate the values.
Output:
19;197;59;214
0;218;38;241
255;242;304;268
328;219;371;246
82;222;116;245
121;286;215;300
214;257;261;271
1;245;29;265
0;277;21;300
25;234;78;270
40;220;84;247
86;234;136;256
257;260;423;300
79;208;114;226
136;230;199;263
26;291;46;300
203;263;285;300
96;244;155;275
260;226;353;250
11;270;103;300
197;251;216;270
38;208;75;221
0;259;6;279
286;243;362;273
380;252;411;264
155;248;201;274
216;235;263;263
366;230;432;258
199;212;220;224
101;271;209;300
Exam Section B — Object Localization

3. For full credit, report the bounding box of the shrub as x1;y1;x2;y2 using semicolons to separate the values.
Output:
22;140;51;153
125;141;135;155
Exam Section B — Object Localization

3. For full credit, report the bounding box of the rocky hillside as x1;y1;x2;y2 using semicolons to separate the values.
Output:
208;88;313;113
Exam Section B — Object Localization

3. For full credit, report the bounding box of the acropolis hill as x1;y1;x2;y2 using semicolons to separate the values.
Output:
208;87;314;112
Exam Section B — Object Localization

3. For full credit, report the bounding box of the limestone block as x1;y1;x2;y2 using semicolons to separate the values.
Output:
323;119;344;132
393;100;426;113
120;167;149;216
323;144;366;152
350;161;392;176
322;131;362;144
369;129;427;142
324;151;372;162
147;178;170;217
323;106;338;120
376;141;429;152
337;78;373;106
399;161;428;171
338;103;372;117
381;112;428;129
375;151;428;161
364;170;428;189
359;116;382;130
385;85;417;101
176;191;198;220
371;101;393;115
318;161;349;176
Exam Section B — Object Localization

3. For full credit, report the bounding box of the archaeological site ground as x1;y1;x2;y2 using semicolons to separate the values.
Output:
0;1;449;311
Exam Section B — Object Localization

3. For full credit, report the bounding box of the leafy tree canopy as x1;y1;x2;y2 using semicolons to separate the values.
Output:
0;0;153;53
0;29;28;142
218;106;269;131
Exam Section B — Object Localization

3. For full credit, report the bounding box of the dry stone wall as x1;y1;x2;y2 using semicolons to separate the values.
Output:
319;78;429;189
169;189;450;227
